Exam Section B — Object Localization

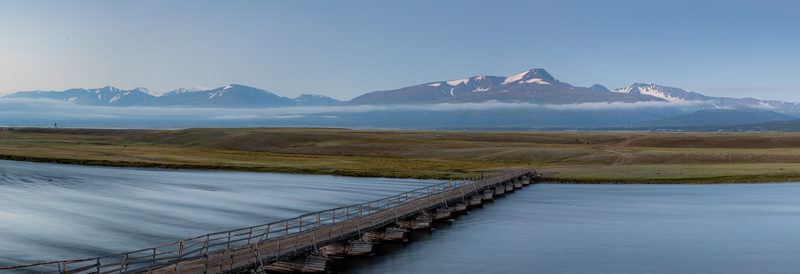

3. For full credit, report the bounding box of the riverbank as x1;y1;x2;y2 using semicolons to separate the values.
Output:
0;154;453;179
4;127;800;183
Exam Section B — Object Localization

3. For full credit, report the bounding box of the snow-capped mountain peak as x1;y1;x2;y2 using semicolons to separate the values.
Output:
290;94;341;106
501;69;556;85
2;81;343;108
446;78;470;86
293;94;331;100
164;86;213;96
612;83;707;102
501;71;530;85
134;87;163;97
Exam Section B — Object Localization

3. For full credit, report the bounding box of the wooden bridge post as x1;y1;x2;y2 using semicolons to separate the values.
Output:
311;232;318;252
261;226;269;242
229;251;234;272
275;239;282;261
119;254;129;273
256;247;265;272
203;253;209;274
294;234;299;254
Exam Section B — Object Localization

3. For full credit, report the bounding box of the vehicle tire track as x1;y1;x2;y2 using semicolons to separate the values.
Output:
597;135;646;166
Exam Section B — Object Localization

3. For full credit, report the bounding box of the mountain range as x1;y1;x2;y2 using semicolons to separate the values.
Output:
3;68;799;128
3;85;340;108
6;68;797;113
342;69;661;105
345;69;800;116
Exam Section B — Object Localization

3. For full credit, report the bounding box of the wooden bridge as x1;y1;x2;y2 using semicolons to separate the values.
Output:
0;167;536;274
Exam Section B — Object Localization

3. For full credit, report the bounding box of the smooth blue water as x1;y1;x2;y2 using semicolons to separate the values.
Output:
4;160;800;274
334;183;800;274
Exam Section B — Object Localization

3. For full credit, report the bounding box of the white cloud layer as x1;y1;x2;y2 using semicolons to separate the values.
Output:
0;98;705;118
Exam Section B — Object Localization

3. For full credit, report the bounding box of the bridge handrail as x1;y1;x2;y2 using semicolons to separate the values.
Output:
0;166;534;274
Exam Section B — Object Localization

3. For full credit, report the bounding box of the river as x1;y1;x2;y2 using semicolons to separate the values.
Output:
0;160;439;269
3;160;800;273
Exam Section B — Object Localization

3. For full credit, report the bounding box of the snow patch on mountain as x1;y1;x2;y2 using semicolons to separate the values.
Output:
428;83;441;87
191;86;211;92
135;87;162;97
109;94;122;103
447;78;469;86
502;71;530;85
293;94;331;100
167;86;212;95
206;85;239;99
523;78;551;85
612;83;696;102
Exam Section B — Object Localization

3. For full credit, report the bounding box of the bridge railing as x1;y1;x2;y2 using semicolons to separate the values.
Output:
0;166;533;274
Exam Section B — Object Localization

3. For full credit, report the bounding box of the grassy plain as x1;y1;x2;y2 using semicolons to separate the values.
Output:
3;128;800;183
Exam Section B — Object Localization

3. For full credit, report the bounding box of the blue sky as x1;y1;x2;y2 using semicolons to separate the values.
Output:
0;0;798;101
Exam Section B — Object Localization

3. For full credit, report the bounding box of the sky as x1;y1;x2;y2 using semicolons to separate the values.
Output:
0;0;798;101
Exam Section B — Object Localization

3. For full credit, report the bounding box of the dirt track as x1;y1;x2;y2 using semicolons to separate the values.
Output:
599;135;646;166
538;135;645;174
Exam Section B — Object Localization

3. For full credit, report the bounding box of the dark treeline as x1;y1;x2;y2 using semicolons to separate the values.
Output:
428;118;800;132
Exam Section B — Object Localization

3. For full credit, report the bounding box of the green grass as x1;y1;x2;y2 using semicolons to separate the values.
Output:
539;163;800;184
6;128;800;183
